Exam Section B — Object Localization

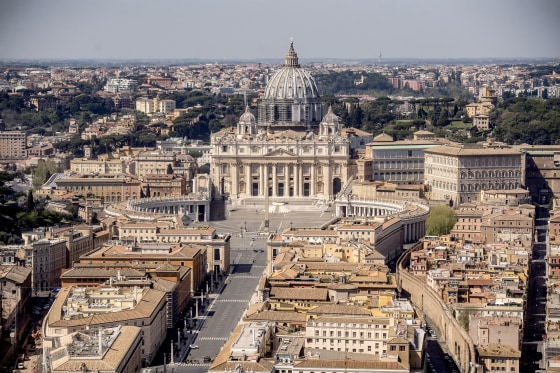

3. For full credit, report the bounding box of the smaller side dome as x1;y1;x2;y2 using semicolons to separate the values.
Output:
320;106;341;136
321;106;339;126
237;106;257;135
239;106;256;125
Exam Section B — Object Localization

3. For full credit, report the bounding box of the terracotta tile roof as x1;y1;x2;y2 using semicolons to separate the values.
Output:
270;287;328;301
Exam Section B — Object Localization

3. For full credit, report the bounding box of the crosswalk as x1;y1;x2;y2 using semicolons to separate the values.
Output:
215;299;249;303
231;275;261;279
197;336;228;341
175;362;211;367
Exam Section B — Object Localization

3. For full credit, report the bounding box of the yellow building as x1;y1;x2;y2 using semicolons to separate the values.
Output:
55;174;141;203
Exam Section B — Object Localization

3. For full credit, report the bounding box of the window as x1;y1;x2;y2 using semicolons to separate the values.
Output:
222;145;228;152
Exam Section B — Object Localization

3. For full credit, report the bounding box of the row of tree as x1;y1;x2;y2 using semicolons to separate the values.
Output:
491;97;560;145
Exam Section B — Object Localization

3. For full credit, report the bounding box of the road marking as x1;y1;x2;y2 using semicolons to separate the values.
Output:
215;299;249;303
197;336;228;341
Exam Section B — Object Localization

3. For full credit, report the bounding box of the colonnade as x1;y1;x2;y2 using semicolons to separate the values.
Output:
334;198;430;244
403;220;426;243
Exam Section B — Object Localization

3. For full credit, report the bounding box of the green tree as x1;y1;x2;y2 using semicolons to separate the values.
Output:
145;184;151;198
32;159;61;189
166;164;174;174
26;189;34;213
426;205;457;236
91;212;100;224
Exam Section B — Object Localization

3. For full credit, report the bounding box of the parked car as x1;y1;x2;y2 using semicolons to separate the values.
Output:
17;363;24;369
189;344;199;349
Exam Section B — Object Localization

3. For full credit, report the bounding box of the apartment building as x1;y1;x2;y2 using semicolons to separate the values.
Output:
305;315;396;355
136;97;155;114
79;242;207;295
25;238;66;295
0;130;26;160
0;265;32;337
159;99;176;114
469;317;522;350
48;326;142;373
44;286;166;365
476;344;520;373
104;78;137;93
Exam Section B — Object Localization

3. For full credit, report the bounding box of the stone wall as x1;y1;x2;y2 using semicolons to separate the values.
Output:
397;247;476;373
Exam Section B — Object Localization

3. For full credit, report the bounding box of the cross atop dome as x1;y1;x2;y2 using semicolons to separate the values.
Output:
285;39;300;68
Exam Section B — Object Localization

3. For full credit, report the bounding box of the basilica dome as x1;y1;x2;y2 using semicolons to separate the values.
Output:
258;41;324;128
263;41;320;100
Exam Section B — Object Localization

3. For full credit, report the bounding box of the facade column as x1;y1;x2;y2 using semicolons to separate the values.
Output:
326;162;332;199
263;164;269;197
260;164;265;197
272;163;278;197
310;162;316;196
232;162;239;196
294;162;302;197
298;163;303;197
246;164;251;196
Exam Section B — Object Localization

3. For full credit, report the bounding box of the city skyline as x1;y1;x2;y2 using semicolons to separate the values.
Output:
1;0;559;61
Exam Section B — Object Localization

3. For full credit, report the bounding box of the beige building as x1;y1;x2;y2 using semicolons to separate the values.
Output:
25;238;66;295
469;317;521;350
0;130;26;160
465;102;494;118
48;326;142;373
135;150;176;177
70;156;126;174
305;315;396;355
159;99;176;114
520;144;560;204
136;97;155;114
141;174;186;197
79;242;207;295
44;286;167;365
55;174;141;203
473;114;490;129
476;344;521;373
359;130;447;185
424;143;523;204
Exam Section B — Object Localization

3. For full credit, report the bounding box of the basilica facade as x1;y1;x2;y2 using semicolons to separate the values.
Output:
210;42;361;204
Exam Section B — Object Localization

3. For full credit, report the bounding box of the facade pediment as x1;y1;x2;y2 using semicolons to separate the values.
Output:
264;148;296;157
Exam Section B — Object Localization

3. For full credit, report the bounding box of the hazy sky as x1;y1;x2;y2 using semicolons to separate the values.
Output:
1;0;559;60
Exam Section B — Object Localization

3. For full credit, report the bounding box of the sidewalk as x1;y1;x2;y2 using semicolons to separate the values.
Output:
173;279;226;364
